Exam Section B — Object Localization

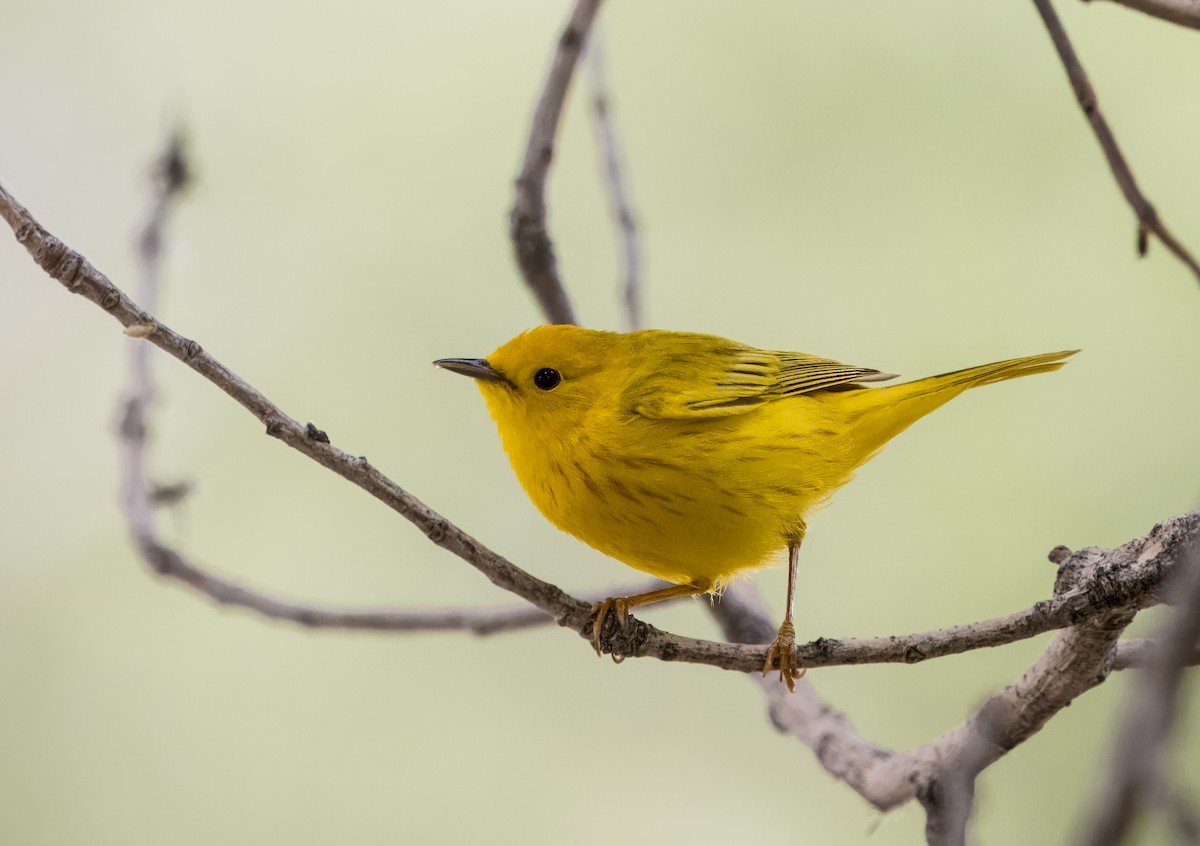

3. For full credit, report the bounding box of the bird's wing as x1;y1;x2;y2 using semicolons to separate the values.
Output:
769;352;897;397
628;342;896;420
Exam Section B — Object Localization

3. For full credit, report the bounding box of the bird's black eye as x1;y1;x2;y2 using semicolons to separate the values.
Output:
533;368;561;391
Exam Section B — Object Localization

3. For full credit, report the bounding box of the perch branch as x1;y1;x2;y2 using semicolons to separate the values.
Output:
1079;539;1200;845
3;180;1198;680
585;32;643;330
509;0;604;325
117;135;668;637
1032;0;1200;284
0;179;581;628
715;543;1156;841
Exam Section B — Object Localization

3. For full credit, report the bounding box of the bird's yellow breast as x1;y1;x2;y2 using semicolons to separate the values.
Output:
496;392;859;587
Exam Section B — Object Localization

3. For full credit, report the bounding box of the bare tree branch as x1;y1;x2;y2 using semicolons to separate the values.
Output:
115;135;670;637
1086;0;1200;30
1079;539;1200;845
11;5;1200;840
4;172;1200;687
594;514;1194;673
509;0;604;325
904;583;1134;843
1032;0;1200;284
586;31;643;330
0;172;1064;673
711;527;1197;838
121;130;189;559
121;523;664;635
917;707;1005;846
0;179;591;629
709;583;901;801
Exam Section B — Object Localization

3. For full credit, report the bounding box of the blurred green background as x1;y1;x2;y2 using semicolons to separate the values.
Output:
3;1;1199;843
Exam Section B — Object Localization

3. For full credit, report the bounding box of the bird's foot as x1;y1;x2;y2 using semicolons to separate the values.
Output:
590;596;632;656
763;619;805;692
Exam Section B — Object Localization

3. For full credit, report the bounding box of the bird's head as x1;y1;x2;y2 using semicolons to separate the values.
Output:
435;324;622;441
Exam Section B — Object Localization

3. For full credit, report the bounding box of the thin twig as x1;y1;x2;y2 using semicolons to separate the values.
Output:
121;130;190;574
509;0;604;325
1032;0;1200;284
1079;539;1200;845
586;31;643;330
1086;0;1200;30
1112;637;1200;670
0;181;584;629
115;136;669;638
716;544;1144;836
122;517;665;634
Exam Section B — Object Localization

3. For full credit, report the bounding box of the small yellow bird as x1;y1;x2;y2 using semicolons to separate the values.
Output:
436;326;1075;689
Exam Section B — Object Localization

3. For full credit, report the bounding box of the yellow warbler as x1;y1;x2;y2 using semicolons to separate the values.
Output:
436;326;1075;688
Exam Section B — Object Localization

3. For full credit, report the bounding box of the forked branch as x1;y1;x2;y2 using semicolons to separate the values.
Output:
509;0;604;324
1033;0;1200;284
3;178;1196;685
586;32;643;330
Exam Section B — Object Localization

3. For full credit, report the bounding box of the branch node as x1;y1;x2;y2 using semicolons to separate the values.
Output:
156;133;192;196
150;480;193;507
140;540;177;575
1049;544;1073;565
305;422;330;444
119;397;145;440
810;635;839;657
32;233;78;283
183;339;202;360
426;519;448;544
100;289;121;311
295;609;320;628
124;322;155;338
559;25;583;51
59;253;82;289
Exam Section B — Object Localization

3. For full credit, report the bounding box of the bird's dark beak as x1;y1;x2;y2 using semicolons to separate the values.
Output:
433;358;507;383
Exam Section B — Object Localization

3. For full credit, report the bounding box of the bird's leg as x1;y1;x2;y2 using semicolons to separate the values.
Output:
764;540;805;691
591;580;711;656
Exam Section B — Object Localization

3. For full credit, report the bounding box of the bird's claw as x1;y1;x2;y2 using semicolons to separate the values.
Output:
590;597;630;656
763;620;805;692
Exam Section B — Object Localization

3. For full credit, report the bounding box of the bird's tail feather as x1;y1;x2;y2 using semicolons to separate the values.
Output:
840;349;1078;463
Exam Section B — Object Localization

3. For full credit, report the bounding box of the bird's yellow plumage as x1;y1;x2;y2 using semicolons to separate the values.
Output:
436;325;1075;688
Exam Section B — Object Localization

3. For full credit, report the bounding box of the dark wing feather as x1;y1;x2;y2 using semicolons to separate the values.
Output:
768;353;896;397
625;333;896;420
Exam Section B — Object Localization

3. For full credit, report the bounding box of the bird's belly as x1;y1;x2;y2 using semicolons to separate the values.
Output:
560;493;788;586
518;436;845;587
